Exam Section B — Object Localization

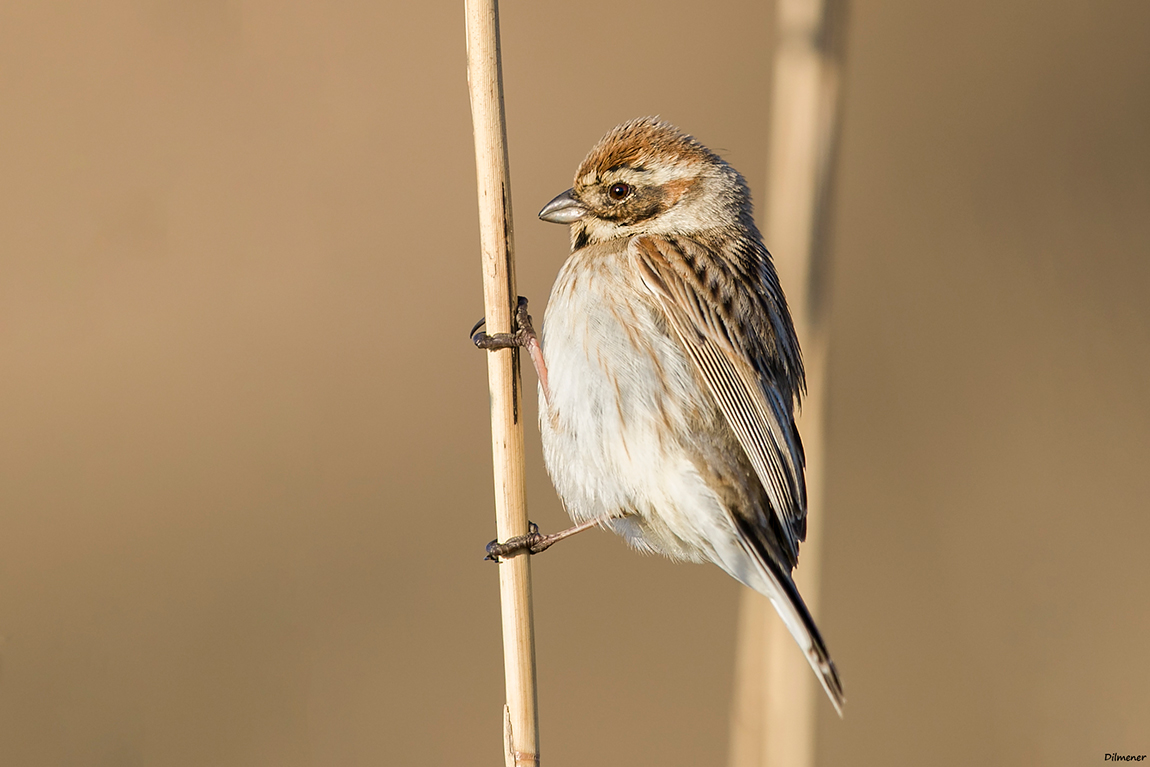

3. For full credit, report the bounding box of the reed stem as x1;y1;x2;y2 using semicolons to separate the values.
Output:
464;1;540;764
730;0;847;764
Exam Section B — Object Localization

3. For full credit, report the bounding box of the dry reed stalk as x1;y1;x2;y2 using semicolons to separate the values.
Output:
464;1;540;765
729;1;847;765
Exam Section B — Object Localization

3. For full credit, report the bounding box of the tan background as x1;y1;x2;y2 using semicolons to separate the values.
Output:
1;1;1147;765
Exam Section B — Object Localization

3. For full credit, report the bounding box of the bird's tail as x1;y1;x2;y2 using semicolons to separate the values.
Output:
740;538;845;716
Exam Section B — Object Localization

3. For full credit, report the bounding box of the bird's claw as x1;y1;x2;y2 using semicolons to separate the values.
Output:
485;521;554;561
471;296;536;350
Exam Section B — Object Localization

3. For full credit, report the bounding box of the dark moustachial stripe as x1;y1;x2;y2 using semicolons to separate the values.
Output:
573;227;590;251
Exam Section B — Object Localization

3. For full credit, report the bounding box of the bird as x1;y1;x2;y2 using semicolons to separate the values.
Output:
474;116;844;714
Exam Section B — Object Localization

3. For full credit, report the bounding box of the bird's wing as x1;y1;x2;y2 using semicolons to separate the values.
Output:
630;234;807;567
631;234;844;714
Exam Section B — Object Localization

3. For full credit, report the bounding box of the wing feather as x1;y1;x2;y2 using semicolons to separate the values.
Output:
631;234;844;713
631;234;807;566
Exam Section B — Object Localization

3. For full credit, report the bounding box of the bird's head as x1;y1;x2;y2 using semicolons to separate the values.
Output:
538;117;753;247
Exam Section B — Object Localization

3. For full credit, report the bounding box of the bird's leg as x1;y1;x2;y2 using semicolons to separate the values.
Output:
485;516;610;562
471;296;550;404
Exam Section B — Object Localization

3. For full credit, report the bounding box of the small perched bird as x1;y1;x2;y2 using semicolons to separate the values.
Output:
476;117;843;713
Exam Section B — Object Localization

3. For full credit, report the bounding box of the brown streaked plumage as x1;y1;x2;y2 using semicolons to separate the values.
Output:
578;118;713;182
533;117;843;714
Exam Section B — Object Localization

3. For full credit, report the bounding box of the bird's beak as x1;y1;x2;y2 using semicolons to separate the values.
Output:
538;189;587;224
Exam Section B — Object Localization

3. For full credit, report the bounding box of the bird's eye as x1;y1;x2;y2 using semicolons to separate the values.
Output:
608;182;632;201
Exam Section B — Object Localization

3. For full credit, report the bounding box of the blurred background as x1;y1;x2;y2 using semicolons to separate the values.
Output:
2;1;1148;765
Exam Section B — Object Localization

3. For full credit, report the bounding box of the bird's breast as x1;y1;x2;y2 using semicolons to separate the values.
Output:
538;243;708;523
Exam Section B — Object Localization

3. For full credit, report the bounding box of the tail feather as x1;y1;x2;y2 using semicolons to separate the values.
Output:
737;531;845;716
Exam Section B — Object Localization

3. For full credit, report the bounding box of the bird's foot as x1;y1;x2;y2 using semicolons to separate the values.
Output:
471;296;537;351
484;516;609;562
485;522;557;561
